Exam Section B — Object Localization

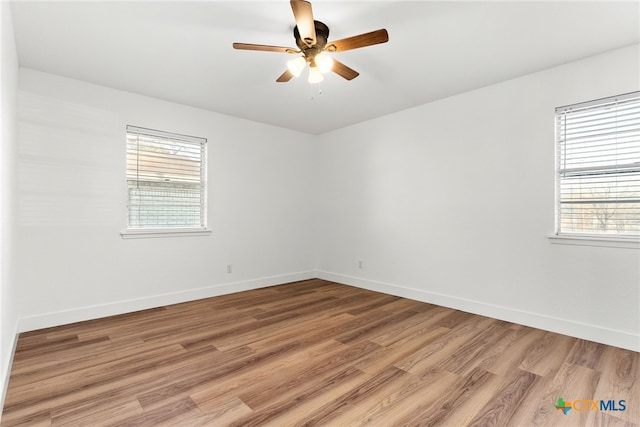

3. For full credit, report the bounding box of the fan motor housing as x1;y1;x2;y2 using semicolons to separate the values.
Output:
294;20;329;56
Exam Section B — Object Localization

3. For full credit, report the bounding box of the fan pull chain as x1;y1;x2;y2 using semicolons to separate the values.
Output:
309;82;323;101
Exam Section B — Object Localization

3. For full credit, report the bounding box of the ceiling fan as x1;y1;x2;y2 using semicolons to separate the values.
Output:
232;0;389;83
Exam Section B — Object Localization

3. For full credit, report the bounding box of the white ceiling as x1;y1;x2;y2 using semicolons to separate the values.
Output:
10;1;640;135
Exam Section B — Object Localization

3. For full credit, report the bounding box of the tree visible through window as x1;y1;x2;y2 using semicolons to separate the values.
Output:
126;126;207;230
555;92;640;237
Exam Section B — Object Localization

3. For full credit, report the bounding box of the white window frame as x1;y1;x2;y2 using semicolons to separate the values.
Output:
550;92;640;249
121;125;210;239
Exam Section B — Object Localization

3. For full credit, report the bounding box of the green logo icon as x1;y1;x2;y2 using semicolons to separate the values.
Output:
555;397;572;415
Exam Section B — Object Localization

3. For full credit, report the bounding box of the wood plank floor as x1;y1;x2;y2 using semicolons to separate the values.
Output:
2;279;638;426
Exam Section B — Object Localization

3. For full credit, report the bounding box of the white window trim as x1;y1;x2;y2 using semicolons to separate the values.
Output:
548;233;640;249
121;228;211;239
553;91;640;245
124;125;209;238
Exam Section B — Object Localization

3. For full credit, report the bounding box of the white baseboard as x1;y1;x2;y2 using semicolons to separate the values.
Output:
13;269;640;351
17;271;316;333
0;323;19;421
317;271;640;352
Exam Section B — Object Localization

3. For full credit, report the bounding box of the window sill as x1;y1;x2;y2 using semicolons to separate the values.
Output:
548;234;640;249
121;228;211;239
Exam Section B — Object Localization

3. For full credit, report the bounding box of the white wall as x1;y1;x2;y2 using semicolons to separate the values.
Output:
0;0;20;409
315;44;640;352
15;69;316;330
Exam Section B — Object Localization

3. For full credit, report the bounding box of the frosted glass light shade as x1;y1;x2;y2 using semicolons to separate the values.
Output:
315;52;333;73
287;56;306;77
308;65;324;83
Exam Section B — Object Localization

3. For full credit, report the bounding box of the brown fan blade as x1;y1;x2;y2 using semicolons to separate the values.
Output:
290;0;316;47
233;43;298;54
327;29;389;52
276;69;295;83
331;59;359;81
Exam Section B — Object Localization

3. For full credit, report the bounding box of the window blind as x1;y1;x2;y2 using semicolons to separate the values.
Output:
556;92;640;237
126;125;206;230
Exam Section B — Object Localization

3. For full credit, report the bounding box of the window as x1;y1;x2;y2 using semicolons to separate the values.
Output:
555;92;640;240
123;126;208;237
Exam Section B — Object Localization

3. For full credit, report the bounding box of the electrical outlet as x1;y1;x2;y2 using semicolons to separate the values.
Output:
227;264;233;273
358;260;363;269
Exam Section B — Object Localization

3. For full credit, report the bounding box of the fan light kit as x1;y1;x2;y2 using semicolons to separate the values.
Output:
233;0;389;84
